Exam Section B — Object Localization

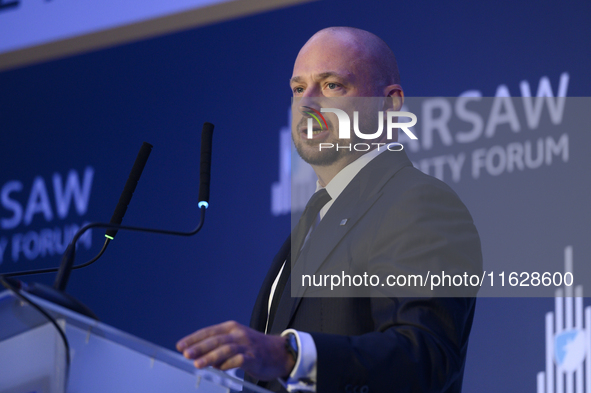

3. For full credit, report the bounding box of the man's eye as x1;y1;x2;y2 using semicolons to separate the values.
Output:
293;87;304;94
327;83;339;89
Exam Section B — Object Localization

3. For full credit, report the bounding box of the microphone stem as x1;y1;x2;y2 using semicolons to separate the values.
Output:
53;206;207;291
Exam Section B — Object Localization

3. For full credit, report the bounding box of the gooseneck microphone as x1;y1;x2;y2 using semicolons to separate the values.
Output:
2;122;214;319
198;122;214;208
52;142;153;292
53;122;214;294
3;142;154;281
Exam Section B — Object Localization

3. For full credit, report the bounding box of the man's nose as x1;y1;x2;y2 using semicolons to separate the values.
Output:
297;95;322;117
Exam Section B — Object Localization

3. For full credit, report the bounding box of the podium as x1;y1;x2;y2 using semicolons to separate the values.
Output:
0;290;271;393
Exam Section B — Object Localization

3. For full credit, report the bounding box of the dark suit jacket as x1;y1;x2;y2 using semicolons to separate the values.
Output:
250;149;483;393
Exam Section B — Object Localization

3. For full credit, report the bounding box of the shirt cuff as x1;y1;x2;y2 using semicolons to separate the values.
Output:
278;329;317;392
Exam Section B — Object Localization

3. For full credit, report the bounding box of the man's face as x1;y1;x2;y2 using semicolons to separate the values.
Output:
289;32;380;167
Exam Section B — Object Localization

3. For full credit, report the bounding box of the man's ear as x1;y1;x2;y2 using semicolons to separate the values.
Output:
382;84;404;111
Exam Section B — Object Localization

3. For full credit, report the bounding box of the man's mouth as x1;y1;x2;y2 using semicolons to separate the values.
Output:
300;126;329;140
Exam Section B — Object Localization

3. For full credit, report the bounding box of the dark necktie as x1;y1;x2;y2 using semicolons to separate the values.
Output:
268;189;332;330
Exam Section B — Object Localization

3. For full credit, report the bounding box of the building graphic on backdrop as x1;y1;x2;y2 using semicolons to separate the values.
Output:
537;246;590;393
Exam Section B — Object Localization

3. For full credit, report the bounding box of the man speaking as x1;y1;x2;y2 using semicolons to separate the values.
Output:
177;27;482;393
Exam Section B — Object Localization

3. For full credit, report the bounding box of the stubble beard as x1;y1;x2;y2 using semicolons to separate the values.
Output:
292;111;380;166
292;116;352;166
292;132;347;166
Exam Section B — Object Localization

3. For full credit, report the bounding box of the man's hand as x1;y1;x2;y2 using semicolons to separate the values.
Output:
176;320;295;381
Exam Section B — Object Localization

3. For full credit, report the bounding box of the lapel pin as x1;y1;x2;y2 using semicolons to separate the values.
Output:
340;219;348;226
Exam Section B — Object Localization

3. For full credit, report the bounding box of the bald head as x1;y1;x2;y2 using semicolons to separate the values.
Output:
303;27;400;91
290;27;403;182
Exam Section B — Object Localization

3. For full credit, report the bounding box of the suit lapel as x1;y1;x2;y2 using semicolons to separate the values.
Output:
269;150;414;334
269;190;382;334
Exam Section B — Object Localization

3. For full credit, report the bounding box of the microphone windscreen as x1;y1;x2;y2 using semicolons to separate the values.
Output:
198;122;214;205
106;142;153;238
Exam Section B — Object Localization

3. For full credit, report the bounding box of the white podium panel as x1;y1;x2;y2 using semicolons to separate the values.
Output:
0;290;270;393
0;321;66;393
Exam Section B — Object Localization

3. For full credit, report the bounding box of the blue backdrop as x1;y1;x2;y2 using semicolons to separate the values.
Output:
1;1;590;391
